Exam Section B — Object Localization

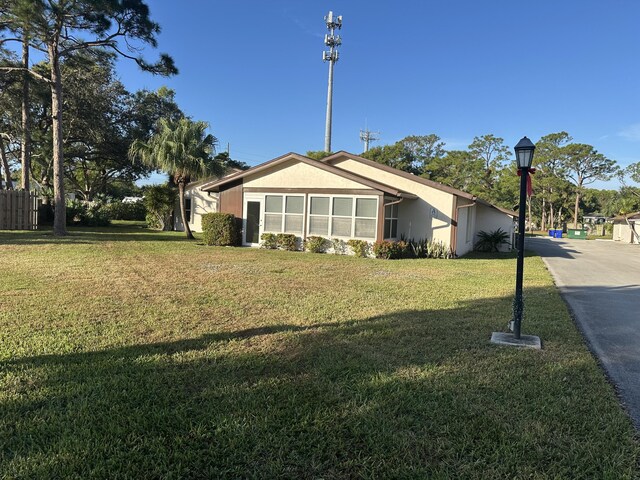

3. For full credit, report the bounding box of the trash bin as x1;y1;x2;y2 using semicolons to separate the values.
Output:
548;230;555;237
554;230;563;238
567;228;587;239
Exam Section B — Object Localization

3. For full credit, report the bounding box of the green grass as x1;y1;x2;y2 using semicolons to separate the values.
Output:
1;223;638;479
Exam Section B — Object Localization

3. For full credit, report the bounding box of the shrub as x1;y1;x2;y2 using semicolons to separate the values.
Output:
65;200;110;227
276;233;298;251
102;201;146;221
143;185;177;231
474;228;510;252
202;213;238;246
260;233;278;249
332;238;347;255
304;236;328;253
347;239;370;258
373;240;410;259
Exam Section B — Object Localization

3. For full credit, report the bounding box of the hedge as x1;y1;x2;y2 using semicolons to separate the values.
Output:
202;213;238;246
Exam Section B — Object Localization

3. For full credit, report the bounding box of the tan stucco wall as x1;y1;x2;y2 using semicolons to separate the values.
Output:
332;158;455;245
613;222;638;244
474;204;515;253
175;186;219;233
455;205;476;256
244;159;368;190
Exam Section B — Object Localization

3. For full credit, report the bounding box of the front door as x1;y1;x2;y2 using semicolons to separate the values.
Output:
244;197;262;246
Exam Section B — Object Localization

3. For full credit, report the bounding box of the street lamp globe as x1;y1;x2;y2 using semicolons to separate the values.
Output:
514;136;535;169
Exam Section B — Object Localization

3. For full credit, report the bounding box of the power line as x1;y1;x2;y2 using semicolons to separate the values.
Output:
322;11;342;153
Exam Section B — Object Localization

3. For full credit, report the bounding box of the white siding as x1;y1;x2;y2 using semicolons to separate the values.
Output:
473;204;516;253
174;186;219;233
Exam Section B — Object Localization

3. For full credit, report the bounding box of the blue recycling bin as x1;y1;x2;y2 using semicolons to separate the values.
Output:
548;230;554;237
554;230;563;238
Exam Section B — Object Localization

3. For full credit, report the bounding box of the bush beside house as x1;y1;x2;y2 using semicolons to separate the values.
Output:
202;213;238;246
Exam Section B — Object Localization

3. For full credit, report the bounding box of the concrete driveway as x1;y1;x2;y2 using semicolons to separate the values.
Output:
528;236;640;428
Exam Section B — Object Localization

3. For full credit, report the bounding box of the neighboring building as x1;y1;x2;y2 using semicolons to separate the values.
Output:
186;151;515;256
173;177;221;234
612;213;640;244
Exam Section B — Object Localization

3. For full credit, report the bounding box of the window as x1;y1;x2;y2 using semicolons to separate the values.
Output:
331;197;353;237
354;198;376;238
384;203;398;239
185;198;192;224
263;195;304;234
309;197;330;235
308;195;378;240
465;208;473;243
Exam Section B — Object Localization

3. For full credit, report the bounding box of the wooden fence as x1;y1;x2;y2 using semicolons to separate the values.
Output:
0;190;39;230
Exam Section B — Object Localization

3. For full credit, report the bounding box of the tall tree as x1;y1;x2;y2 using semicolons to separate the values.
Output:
129;118;223;239
533;132;572;230
562;143;617;228
468;134;510;191
1;0;176;235
362;134;445;176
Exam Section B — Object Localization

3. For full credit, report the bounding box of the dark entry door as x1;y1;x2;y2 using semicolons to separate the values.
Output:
245;201;261;244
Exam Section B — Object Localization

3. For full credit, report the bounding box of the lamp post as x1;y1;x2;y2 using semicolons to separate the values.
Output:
512;136;535;339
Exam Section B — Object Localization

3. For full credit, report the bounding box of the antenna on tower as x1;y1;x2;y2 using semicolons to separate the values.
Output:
359;127;380;153
322;11;342;153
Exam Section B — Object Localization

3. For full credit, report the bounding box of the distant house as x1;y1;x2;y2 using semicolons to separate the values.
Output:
179;151;516;256
612;213;640;244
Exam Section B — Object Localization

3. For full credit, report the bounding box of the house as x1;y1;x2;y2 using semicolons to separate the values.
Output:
182;151;516;256
612;213;640;244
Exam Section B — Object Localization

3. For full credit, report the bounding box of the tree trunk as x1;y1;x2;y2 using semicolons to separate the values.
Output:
21;35;31;191
625;215;640;244
573;191;580;229
541;196;546;231
549;203;555;229
0;135;13;190
527;197;533;232
49;43;66;236
178;181;194;239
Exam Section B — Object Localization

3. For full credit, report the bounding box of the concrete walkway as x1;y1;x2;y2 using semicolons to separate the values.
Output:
528;236;640;428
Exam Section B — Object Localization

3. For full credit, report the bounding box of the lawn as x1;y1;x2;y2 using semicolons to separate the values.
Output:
1;223;638;479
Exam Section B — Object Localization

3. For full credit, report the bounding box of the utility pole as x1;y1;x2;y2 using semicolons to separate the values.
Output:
359;128;380;153
323;11;342;153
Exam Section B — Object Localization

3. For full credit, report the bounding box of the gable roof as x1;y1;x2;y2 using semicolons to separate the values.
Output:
200;152;417;199
612;212;640;223
322;151;517;218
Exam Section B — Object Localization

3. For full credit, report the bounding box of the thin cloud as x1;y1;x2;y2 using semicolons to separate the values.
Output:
284;9;324;39
617;123;640;141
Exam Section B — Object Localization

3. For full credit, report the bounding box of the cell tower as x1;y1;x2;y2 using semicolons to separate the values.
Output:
359;128;380;152
323;11;342;153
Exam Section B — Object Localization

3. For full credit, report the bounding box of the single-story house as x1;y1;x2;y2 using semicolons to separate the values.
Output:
179;151;517;256
612;213;640;244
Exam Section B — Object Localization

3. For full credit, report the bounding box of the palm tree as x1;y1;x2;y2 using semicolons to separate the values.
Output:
129;117;223;239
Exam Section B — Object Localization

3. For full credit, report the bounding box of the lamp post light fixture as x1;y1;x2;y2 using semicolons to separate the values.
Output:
490;136;542;349
512;136;535;339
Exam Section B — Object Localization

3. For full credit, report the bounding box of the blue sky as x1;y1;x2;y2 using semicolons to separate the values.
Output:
115;1;640;187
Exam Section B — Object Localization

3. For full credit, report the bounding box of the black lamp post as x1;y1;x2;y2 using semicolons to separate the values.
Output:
512;136;535;339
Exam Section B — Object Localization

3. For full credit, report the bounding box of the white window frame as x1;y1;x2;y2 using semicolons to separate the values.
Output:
306;195;379;241
384;203;399;240
263;194;306;235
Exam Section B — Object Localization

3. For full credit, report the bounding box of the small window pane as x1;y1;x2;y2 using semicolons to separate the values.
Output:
286;196;304;214
309;216;329;235
265;195;283;213
392;204;398;217
391;219;398;238
333;197;353;217
385;205;392;218
355;218;376;239
310;197;329;215
356;198;377;218
264;213;282;232
384;219;391;239
332;217;352;237
285;214;303;233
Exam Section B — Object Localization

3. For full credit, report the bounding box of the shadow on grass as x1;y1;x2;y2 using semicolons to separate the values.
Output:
2;288;638;479
0;223;189;245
